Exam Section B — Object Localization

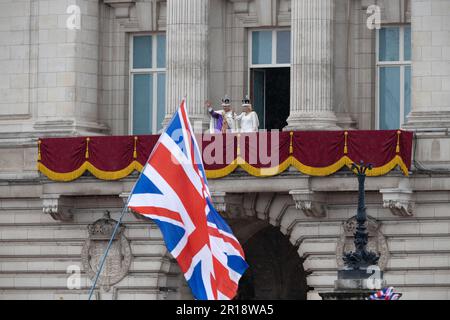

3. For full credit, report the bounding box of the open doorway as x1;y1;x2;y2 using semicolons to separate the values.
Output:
250;67;290;130
235;225;307;300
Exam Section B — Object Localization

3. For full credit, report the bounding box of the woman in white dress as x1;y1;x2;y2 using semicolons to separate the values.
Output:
235;96;259;132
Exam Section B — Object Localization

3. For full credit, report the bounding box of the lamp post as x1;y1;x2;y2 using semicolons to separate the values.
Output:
342;161;380;269
320;161;384;300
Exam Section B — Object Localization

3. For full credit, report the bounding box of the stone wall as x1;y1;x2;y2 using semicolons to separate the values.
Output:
0;0;33;130
2;172;449;300
209;172;450;300
0;0;450;300
97;3;129;136
0;181;190;300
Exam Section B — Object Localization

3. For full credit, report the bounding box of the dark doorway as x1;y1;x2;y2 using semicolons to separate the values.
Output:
251;68;290;130
235;225;307;300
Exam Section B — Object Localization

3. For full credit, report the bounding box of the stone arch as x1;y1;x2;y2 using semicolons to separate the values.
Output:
228;192;310;300
156;192;313;300
240;192;304;246
234;223;308;300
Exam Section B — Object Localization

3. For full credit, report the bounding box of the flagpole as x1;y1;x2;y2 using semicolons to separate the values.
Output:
87;203;128;300
87;98;187;300
87;148;150;300
87;171;145;300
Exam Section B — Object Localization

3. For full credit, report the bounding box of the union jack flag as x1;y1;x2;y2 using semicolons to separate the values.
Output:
368;287;401;300
128;99;248;300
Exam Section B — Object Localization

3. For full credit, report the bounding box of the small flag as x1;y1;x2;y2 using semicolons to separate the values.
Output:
368;287;401;300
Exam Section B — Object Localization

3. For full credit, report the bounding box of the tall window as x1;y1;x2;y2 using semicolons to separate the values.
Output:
376;25;411;130
250;29;291;67
130;34;166;134
249;29;291;130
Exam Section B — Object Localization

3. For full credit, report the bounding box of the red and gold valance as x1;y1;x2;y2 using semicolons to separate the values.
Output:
37;130;413;182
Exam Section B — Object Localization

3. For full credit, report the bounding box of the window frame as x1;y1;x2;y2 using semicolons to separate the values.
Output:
375;25;412;130
129;33;166;135
247;28;291;130
248;28;291;69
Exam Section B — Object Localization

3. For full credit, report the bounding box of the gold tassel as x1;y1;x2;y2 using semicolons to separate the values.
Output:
396;130;401;153
289;131;294;154
85;137;90;159
236;134;241;157
344;131;349;155
133;136;138;159
37;140;42;161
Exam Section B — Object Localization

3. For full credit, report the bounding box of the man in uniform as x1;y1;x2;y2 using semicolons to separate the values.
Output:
205;95;237;133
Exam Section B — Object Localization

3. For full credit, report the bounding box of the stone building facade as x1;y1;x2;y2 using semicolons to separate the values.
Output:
0;0;450;300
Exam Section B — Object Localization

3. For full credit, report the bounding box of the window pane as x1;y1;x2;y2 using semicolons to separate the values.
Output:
379;27;400;61
157;73;166;132
379;67;400;129
252;31;272;65
157;34;166;68
133;74;153;134
133;36;152;69
276;30;291;64
404;66;411;122
404;26;411;61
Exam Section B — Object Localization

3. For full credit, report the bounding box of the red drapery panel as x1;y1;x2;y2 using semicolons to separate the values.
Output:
37;130;413;181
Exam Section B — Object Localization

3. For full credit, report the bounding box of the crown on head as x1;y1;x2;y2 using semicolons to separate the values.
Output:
242;95;251;106
221;95;231;106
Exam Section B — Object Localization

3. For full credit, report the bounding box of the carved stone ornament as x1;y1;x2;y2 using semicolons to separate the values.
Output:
211;191;227;213
210;192;244;219
380;188;414;217
289;190;327;218
229;0;251;14
103;0;136;19
81;212;132;291
41;194;73;222
336;216;389;271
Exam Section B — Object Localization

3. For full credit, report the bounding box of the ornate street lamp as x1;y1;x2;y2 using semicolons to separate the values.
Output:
320;161;385;300
342;161;380;269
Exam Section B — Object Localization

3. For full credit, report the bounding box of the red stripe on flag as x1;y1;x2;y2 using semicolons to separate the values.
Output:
129;206;183;224
179;103;198;174
213;256;238;299
208;226;245;258
150;143;211;272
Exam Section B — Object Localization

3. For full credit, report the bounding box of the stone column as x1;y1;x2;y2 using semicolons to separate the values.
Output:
31;0;108;136
286;0;340;130
403;0;450;129
164;0;209;130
